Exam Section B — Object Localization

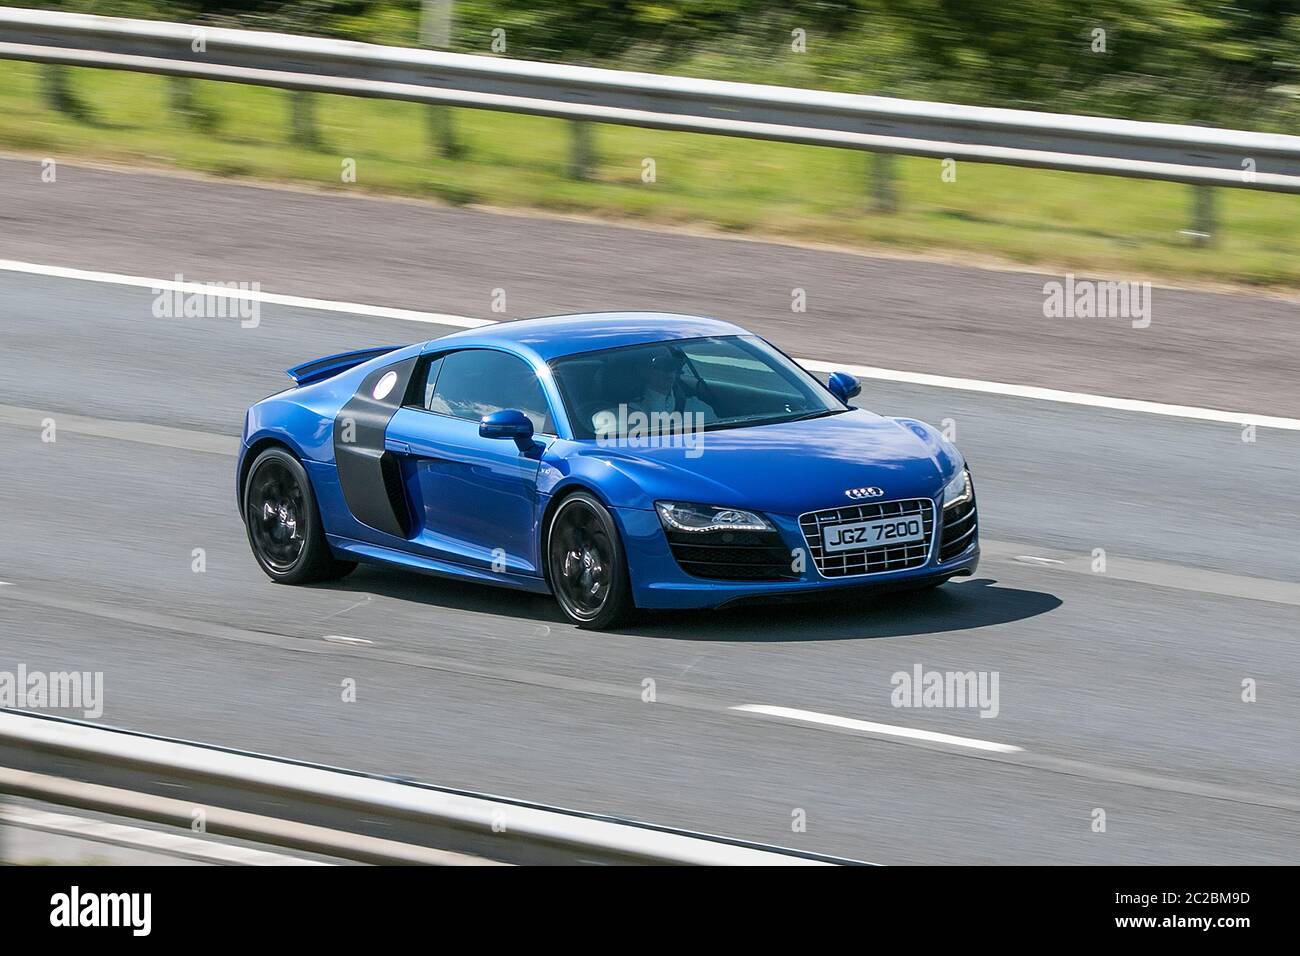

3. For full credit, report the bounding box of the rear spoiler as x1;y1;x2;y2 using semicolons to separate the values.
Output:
285;346;401;387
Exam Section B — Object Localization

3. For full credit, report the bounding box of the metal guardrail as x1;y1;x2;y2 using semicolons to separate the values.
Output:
0;711;856;865
1;7;1299;193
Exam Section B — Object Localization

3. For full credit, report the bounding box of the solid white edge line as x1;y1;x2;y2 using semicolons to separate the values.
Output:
3;257;1296;430
731;704;1024;754
0;258;494;329
794;359;1300;430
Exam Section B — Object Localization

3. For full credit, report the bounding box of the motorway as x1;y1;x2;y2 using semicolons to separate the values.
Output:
0;156;1298;863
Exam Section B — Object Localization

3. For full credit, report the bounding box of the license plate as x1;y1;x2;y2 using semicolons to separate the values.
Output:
822;514;926;553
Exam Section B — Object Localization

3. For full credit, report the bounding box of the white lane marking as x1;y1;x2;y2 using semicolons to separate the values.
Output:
323;634;373;646
732;704;1024;754
796;359;1300;431
0;258;494;329
1013;555;1066;566
2;257;1296;430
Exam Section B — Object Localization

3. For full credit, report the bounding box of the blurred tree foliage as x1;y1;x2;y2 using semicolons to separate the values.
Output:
16;1;1300;129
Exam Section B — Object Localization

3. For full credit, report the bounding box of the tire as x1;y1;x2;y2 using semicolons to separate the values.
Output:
242;447;357;585
545;491;635;629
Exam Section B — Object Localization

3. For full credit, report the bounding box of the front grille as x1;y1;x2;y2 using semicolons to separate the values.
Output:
666;528;798;581
939;493;978;562
799;498;935;578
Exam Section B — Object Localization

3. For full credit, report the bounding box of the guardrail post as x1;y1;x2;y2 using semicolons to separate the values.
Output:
868;153;899;212
167;76;213;131
1185;185;1217;247
567;121;597;181
168;76;193;115
40;64;87;118
427;106;463;159
422;0;462;159
289;90;321;148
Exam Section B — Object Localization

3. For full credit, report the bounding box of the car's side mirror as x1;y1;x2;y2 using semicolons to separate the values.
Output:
480;409;535;451
827;371;861;403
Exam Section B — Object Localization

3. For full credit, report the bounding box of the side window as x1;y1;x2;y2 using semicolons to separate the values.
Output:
426;349;552;433
419;356;445;411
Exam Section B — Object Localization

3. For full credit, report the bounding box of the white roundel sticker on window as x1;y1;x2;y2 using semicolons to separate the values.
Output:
372;370;399;401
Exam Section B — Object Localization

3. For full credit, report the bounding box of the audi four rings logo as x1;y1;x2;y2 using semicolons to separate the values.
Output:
845;487;885;500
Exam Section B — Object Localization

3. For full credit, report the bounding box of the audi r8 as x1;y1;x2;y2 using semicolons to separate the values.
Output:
238;313;979;628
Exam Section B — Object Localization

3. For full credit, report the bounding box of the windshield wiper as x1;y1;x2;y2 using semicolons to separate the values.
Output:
700;408;847;432
775;409;844;424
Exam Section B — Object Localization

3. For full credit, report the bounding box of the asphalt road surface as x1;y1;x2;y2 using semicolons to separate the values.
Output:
0;158;1297;864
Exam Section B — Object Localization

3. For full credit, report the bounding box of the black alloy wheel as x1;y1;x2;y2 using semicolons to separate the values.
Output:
243;447;356;584
546;492;634;629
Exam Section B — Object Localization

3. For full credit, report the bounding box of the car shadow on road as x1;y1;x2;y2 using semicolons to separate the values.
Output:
617;578;1062;642
316;565;564;621
323;570;1060;642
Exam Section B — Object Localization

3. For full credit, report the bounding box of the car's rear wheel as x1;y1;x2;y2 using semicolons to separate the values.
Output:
546;492;634;630
243;447;356;584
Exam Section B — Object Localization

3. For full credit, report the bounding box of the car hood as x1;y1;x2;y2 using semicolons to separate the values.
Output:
557;409;961;515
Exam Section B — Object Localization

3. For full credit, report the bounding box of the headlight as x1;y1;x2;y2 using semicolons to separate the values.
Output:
941;468;972;510
655;501;774;533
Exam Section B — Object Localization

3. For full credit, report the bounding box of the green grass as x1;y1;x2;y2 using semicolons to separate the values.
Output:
3;62;1299;288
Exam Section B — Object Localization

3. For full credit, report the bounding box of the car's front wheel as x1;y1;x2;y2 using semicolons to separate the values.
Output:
546;492;634;630
243;447;356;584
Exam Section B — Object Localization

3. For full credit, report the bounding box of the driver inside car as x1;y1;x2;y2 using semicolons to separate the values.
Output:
629;347;715;420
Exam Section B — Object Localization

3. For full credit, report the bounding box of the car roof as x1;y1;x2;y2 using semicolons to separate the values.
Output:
425;312;748;363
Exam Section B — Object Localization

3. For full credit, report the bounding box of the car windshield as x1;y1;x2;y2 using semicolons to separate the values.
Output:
549;335;845;440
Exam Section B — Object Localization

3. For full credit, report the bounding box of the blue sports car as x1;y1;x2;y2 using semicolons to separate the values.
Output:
238;313;978;628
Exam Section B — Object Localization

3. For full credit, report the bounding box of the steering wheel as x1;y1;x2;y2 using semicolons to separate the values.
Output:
678;361;716;408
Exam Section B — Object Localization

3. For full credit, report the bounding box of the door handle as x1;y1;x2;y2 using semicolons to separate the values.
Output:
386;438;450;462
